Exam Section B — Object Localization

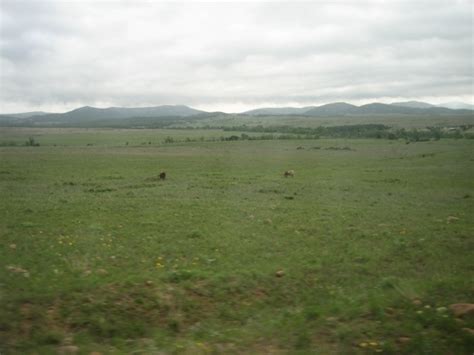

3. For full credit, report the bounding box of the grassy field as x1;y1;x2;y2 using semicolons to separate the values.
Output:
0;127;264;147
0;128;473;354
176;113;474;129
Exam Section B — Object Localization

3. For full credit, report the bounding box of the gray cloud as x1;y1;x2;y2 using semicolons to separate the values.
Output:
0;0;472;113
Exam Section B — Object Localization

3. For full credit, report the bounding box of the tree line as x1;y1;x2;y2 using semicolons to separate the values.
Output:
215;124;474;141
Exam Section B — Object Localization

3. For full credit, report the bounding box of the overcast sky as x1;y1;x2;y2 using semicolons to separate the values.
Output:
0;0;473;113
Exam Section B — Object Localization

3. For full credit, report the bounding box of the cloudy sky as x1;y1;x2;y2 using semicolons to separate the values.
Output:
0;0;472;113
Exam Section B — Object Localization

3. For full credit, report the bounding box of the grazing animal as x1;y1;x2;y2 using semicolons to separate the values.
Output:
284;170;295;177
159;171;166;180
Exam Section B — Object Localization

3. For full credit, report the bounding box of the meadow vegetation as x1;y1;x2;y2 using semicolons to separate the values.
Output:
0;127;473;354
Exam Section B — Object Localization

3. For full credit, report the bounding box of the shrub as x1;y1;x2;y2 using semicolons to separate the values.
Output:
25;137;40;146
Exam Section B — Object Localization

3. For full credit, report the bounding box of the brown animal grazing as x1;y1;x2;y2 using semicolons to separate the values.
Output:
284;170;295;177
159;172;166;180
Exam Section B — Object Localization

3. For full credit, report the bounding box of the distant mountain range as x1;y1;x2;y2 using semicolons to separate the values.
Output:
243;107;313;115
0;101;472;126
242;101;473;116
2;111;50;119
390;101;474;110
390;101;435;109
437;102;474;110
62;105;205;120
0;105;207;126
24;105;203;121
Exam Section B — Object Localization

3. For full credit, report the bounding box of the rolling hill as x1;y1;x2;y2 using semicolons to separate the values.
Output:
0;105;206;126
391;101;435;109
243;107;314;115
0;111;51;118
49;105;205;121
304;102;359;116
242;102;473;117
0;102;472;127
438;102;474;110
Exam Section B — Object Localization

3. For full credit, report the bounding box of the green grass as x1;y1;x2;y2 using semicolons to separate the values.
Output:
177;113;474;129
0;127;263;147
0;128;473;354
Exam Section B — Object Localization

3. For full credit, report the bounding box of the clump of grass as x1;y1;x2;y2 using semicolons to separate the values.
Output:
86;187;116;193
165;270;199;283
187;230;203;239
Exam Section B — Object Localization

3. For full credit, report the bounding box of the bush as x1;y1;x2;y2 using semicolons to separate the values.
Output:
25;137;40;146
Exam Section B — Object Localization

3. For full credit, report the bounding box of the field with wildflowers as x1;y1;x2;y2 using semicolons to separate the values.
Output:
0;128;473;354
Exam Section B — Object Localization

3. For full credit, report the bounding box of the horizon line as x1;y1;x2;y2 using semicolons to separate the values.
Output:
2;99;474;116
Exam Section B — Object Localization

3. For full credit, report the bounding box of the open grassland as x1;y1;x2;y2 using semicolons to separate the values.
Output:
0;127;263;147
0;128;473;354
178;113;474;129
